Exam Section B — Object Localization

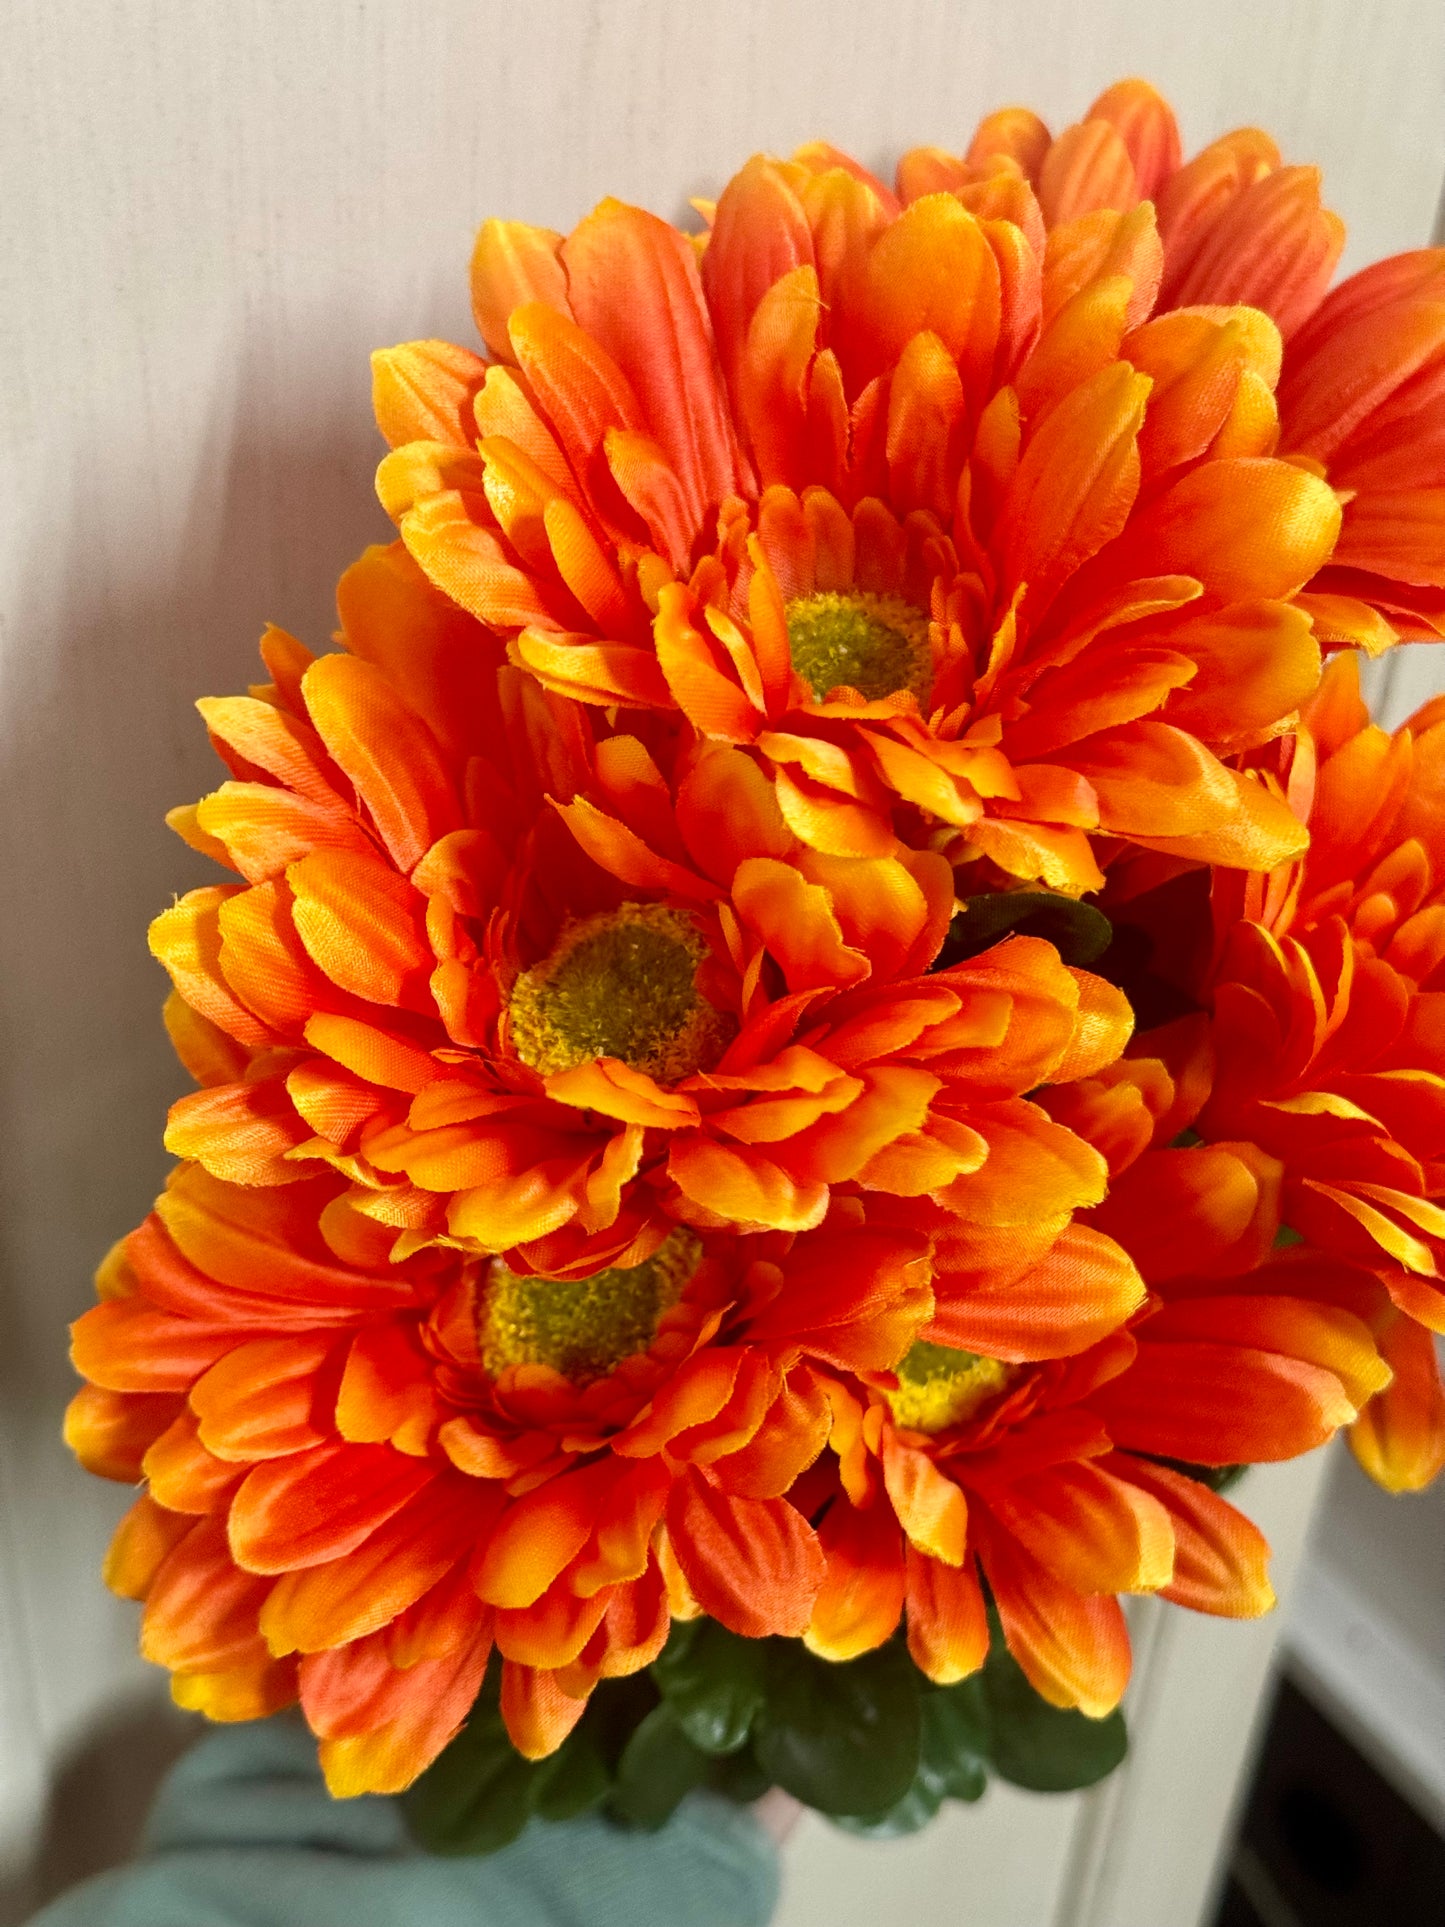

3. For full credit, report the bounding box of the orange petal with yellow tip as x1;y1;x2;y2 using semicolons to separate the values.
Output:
886;330;967;518
1037;119;1138;227
732;856;870;991
882;1435;969;1565
1090;1331;1363;1464
966;817;1106;894
228;1442;435;1574
702;155;814;407
143;1409;244;1514
309;1629;493;1792
805;1497;906;1662
1161;599;1320;744
494;1581;613;1670
371;339;487;450
141;1516;271;1671
738;264;823;488
904;1547;990;1685
1161;166;1344;340
191;782;368;885
1348;1314;1445;1493
542;495;634;632
929;1222;1145;1363
1295;591;1398;657
399;492;566;632
1042;204;1161;334
172;1655;299;1724
499;1660;588;1761
334;1322;443;1456
665;1469;824;1638
978;1521;1132;1716
968;107;1052;180
1086;79;1182;201
668;1137;828;1233
263;1495;485;1659
1054;970;1136;1083
861;195;1001;398
1090;1142;1281;1283
1000;361;1149;613
301;654;459;875
163;1075;313;1189
654;586;762;741
473;1460;617;1609
563;198;745;528
719;1367;834;1499
189;1333;337;1462
154;1164;420;1311
197;692;344;806
979;1460;1174;1596
104;1494;195;1600
470;219;570;362
895;147;975;205
744;1221;933;1372
150;890;273;1048
376;440;488;523
1109;1455;1275;1617
64;1384;182;1482
287;849;432;1006
514;629;673;709
333;542;511;769
1097;455;1343;603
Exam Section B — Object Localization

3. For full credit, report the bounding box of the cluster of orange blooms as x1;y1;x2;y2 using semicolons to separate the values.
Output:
69;80;1445;1799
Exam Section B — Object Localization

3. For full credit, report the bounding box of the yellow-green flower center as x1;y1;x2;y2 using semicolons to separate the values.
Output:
508;903;730;1082
480;1229;702;1385
784;591;933;705
886;1342;1013;1434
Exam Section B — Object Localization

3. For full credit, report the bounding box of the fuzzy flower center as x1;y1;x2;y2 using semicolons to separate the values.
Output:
886;1341;1013;1434
508;903;730;1082
480;1229;702;1385
783;591;933;705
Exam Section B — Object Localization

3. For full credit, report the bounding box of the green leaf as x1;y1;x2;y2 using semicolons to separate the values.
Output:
610;1702;713;1830
831;1680;989;1837
753;1642;922;1817
707;1747;772;1806
1151;1455;1247;1495
918;1681;990;1802
832;1778;944;1839
980;1646;1127;1793
651;1618;770;1756
940;892;1114;970
531;1718;611;1822
402;1699;538;1856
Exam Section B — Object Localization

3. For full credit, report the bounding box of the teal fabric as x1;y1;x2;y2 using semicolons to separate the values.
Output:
30;1720;779;1927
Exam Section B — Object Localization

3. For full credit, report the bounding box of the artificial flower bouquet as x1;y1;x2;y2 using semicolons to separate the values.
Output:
69;77;1445;1849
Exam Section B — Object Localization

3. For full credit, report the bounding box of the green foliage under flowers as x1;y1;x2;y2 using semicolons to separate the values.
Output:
939;891;1114;970
403;1618;1129;1854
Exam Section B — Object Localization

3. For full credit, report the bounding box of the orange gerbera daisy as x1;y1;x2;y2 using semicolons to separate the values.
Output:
375;139;1330;894
805;1240;1383;1710
799;1035;1385;1710
66;1162;935;1790
916;78;1444;648
1082;655;1445;1488
154;539;1142;1332
1191;657;1445;1487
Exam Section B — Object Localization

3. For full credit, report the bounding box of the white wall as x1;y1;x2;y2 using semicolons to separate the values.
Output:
3;3;1444;1921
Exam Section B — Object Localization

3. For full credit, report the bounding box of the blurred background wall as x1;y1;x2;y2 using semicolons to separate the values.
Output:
2;4;1443;1923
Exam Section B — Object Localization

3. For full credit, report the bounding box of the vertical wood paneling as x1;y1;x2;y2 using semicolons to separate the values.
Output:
3;4;1443;1919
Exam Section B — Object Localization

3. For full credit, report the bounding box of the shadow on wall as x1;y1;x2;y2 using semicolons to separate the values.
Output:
0;1692;199;1927
0;319;393;1917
